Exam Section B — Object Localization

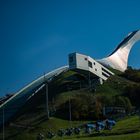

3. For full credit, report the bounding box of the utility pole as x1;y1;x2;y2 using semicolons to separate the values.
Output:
2;104;5;140
79;81;81;90
69;97;72;127
88;71;91;89
103;106;106;116
45;83;49;119
44;73;49;119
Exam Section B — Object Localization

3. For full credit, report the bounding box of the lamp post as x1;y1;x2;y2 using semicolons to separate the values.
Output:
45;83;49;119
69;97;72;127
2;96;5;140
88;71;91;89
44;73;49;119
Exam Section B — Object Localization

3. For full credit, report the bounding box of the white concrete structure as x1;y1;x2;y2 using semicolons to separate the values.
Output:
98;30;140;72
0;66;68;126
1;29;139;126
69;53;114;83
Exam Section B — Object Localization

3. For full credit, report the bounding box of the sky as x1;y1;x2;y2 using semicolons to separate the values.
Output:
0;0;140;96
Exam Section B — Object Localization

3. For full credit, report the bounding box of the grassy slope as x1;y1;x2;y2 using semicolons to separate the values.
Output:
71;133;140;140
54;73;136;108
1;115;140;140
95;74;136;96
67;116;140;140
1;70;140;140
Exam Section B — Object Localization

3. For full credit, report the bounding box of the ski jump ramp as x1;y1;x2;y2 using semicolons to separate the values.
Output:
98;30;140;72
0;30;140;126
0;66;68;126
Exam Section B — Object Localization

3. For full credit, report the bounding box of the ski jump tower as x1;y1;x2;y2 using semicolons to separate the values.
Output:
98;30;140;72
69;30;140;84
0;30;140;127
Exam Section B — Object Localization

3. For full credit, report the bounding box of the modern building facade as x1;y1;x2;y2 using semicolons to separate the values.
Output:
0;66;68;127
69;53;114;84
0;29;139;127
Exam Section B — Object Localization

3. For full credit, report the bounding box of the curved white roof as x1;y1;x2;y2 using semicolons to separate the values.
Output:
98;30;140;72
0;66;68;126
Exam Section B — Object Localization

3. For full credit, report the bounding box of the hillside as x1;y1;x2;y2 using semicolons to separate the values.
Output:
0;67;140;139
0;116;140;140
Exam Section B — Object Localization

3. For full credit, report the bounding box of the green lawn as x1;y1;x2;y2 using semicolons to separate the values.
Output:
1;115;140;140
67;132;140;140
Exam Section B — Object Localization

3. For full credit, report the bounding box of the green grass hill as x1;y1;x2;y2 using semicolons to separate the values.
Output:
0;67;140;140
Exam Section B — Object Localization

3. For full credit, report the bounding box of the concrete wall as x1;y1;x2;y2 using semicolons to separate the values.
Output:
69;53;114;81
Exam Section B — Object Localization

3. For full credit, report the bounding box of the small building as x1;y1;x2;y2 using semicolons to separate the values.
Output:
69;53;114;84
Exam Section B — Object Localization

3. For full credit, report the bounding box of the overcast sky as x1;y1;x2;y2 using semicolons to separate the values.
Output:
0;0;140;96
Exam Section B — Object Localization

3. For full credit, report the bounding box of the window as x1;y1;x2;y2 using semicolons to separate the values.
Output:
95;68;97;71
88;61;92;68
93;62;96;65
102;72;109;78
69;56;74;63
102;67;112;76
85;58;88;61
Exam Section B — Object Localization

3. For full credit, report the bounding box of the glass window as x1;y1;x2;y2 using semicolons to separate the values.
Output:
88;61;92;68
102;67;112;75
102;72;109;78
69;56;74;63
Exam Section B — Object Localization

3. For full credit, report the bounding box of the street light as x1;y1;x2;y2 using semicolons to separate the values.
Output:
44;73;49;119
2;105;5;140
88;71;91;89
69;97;72;128
1;93;5;140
